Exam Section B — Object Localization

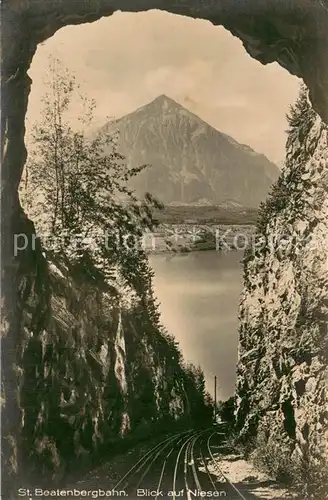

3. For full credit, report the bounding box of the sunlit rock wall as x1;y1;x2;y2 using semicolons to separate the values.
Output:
236;102;328;494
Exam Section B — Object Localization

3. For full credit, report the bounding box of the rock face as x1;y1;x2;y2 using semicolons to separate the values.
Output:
235;96;328;495
105;95;279;207
16;216;198;482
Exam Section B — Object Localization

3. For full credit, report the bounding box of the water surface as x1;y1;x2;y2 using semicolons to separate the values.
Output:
150;250;244;401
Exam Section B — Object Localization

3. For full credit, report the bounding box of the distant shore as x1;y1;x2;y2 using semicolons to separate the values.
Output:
154;204;258;226
144;223;256;254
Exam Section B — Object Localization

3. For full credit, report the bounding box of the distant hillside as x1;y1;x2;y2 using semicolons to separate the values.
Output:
153;205;259;226
103;95;279;208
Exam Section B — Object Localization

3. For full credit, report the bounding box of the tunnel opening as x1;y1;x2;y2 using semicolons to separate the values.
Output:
23;10;300;405
2;2;328;497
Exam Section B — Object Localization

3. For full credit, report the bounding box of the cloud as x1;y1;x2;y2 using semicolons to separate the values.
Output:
26;10;301;163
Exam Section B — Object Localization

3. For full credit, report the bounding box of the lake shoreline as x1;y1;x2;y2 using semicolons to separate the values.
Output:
145;223;256;255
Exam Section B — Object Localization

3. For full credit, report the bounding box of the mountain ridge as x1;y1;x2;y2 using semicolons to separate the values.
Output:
103;95;279;207
111;94;275;164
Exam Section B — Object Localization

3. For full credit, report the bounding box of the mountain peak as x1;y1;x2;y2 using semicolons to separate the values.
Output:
102;96;279;207
117;94;181;120
154;94;170;101
150;94;180;107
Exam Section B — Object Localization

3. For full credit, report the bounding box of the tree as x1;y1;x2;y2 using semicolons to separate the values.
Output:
219;396;235;425
257;84;317;234
20;56;163;285
182;363;214;426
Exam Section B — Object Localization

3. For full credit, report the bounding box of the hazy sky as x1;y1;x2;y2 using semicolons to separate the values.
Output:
26;9;301;165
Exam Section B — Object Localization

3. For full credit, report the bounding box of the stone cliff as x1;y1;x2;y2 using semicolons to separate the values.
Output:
235;91;328;496
14;214;199;485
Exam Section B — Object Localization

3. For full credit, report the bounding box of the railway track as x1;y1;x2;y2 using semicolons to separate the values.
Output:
109;425;251;500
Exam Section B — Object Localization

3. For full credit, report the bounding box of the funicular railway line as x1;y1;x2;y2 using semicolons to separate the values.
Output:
108;424;251;500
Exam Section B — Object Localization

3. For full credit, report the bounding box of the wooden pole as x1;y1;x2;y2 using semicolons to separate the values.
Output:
214;375;217;422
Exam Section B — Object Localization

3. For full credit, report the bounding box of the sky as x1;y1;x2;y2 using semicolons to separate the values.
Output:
26;9;301;165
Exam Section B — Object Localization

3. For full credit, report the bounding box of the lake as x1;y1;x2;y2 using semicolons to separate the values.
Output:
149;250;244;402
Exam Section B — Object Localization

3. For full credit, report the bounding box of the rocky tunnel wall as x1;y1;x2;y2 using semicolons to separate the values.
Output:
1;0;328;493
